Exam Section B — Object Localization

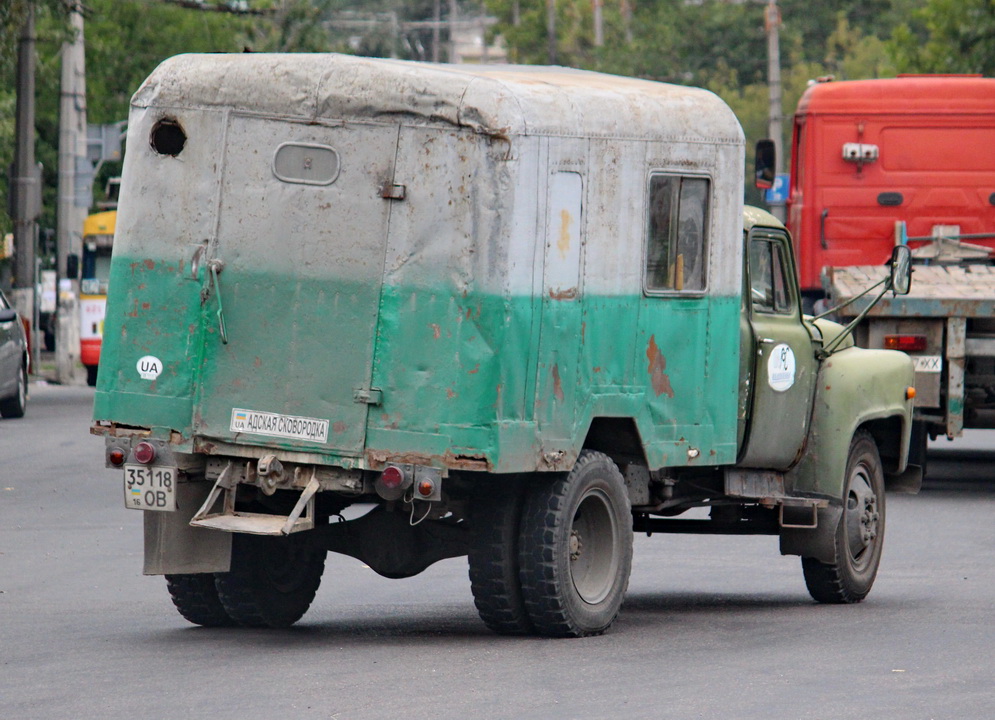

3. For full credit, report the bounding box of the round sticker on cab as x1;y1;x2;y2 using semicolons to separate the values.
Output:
767;343;796;392
137;355;163;380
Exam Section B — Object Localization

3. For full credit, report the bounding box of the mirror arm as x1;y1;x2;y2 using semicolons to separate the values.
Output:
818;280;891;359
812;275;887;321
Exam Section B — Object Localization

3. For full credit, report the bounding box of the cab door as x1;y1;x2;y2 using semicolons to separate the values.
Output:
738;228;818;469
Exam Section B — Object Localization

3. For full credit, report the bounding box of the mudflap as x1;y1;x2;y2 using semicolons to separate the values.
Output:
779;504;843;564
144;482;232;575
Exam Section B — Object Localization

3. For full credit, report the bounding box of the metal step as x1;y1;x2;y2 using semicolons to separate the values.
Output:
190;461;320;536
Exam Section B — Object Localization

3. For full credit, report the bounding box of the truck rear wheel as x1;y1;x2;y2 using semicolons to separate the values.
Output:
215;532;325;628
518;451;633;637
802;431;885;603
165;573;235;627
467;481;533;635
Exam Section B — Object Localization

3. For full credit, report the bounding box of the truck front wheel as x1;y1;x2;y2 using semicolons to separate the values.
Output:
215;532;325;628
802;431;885;603
518;451;633;637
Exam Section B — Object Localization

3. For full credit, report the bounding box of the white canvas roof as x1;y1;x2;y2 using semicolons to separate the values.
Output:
133;53;743;146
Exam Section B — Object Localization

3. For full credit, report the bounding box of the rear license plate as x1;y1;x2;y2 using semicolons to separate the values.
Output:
912;355;942;373
123;464;177;512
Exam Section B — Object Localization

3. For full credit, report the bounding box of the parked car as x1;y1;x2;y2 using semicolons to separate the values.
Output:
0;288;29;418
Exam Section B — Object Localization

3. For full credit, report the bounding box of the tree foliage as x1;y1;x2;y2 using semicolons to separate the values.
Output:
889;0;995;74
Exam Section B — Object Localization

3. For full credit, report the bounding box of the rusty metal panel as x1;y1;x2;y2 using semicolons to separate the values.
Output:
946;317;966;436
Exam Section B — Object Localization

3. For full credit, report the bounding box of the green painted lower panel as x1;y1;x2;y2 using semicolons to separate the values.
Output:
96;250;743;473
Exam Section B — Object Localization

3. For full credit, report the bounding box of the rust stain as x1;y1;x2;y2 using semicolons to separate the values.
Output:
144;259;155;270
548;288;577;300
365;449;490;472
430;323;441;340
558;208;573;259
141;302;151;310
593;366;602;373
646;335;675;398
332;421;347;434
552;364;564;403
254;357;262;368
468;364;480;375
446;388;456;399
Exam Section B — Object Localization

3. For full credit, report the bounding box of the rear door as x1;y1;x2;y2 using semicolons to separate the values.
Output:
192;116;400;457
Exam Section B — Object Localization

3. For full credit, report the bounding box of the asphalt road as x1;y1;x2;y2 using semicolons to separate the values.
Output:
2;384;994;719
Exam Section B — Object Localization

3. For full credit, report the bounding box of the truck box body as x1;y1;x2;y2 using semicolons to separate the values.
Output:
93;54;746;474
788;76;995;292
91;55;916;636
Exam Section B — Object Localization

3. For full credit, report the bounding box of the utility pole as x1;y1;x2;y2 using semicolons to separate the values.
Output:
56;2;89;384
546;0;557;65
593;0;604;48
432;0;441;62
448;0;459;63
765;0;785;221
12;6;41;372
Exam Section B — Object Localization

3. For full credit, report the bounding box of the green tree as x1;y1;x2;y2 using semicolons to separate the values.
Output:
889;0;995;74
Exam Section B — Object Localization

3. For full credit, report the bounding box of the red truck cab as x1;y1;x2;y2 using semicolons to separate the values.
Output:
787;75;995;298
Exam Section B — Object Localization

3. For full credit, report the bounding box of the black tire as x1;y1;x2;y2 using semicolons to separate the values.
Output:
0;360;27;419
803;431;886;604
518;450;633;637
85;364;98;387
467;481;533;635
165;573;235;627
215;532;325;628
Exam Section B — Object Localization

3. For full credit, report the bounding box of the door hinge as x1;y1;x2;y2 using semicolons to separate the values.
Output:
354;387;383;405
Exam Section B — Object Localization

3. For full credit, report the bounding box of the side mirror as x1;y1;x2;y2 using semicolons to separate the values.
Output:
755;139;776;190
889;245;912;295
66;253;79;280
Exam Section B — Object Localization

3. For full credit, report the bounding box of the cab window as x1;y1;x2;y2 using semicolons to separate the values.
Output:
645;175;709;293
749;238;792;314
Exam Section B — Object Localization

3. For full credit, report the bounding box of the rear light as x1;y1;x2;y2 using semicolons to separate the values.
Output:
108;448;126;467
884;334;927;352
381;465;405;489
133;441;157;465
417;479;436;498
375;464;412;501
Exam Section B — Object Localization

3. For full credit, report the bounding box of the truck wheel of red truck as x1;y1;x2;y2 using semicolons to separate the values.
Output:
518;450;633;637
802;430;886;604
215;532;326;628
165;573;235;627
467;479;533;635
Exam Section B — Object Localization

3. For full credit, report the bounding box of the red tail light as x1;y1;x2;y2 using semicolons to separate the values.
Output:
381;465;405;489
884;334;927;352
133;441;157;464
108;448;126;467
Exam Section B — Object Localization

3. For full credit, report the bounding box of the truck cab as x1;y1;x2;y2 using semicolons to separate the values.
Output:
93;54;916;637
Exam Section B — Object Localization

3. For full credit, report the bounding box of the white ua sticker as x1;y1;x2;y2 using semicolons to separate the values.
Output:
231;408;329;443
137;355;163;380
767;343;796;392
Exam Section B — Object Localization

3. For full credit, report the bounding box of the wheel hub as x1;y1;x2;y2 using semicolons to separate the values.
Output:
569;529;583;562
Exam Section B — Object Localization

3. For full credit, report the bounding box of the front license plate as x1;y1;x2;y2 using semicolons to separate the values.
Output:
123;464;177;512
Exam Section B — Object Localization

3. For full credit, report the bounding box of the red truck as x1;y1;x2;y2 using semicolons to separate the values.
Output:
786;75;995;464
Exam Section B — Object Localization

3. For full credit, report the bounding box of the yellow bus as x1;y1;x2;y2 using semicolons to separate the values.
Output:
81;210;115;386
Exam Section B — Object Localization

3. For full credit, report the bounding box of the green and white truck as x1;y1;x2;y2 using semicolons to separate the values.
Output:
92;54;918;637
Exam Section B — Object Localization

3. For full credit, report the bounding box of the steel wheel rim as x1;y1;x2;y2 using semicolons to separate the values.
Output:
844;462;879;571
569;488;619;605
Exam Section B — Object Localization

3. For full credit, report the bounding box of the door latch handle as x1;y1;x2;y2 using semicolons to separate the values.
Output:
208;259;228;344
